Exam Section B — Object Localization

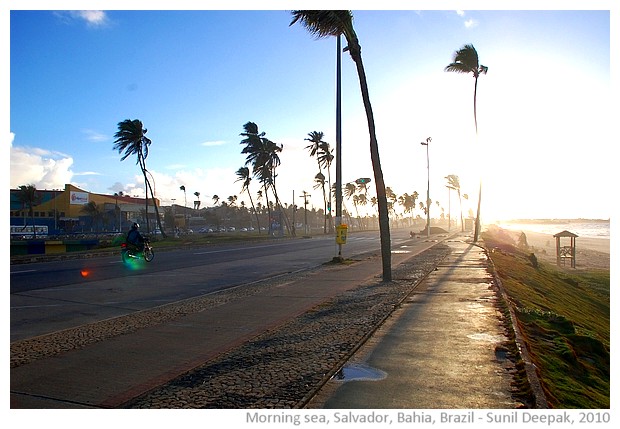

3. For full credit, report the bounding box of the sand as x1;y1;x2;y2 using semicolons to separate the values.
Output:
503;229;610;270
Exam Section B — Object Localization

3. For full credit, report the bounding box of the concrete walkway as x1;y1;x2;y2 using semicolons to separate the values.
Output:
306;239;519;408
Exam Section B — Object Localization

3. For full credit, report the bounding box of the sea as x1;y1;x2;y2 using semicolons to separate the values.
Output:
493;219;610;240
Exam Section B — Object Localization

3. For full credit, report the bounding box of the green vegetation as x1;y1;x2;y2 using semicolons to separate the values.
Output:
482;227;610;408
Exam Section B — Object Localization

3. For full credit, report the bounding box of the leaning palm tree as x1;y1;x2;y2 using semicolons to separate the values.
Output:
113;119;166;237
445;44;487;242
240;121;290;235
236;166;261;232
291;10;392;280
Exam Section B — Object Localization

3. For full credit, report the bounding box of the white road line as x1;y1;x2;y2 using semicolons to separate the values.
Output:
10;269;38;274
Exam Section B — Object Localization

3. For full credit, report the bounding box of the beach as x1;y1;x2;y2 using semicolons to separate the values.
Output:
492;227;610;270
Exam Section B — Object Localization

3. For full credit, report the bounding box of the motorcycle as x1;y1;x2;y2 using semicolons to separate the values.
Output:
121;237;154;263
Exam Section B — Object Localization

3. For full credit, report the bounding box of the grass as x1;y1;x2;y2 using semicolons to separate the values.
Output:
482;227;610;408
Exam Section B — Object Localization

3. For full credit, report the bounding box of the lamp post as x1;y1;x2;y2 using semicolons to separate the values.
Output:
180;185;187;230
335;34;343;260
420;137;431;238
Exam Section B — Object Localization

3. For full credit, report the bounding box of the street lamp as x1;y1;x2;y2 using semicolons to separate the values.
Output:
335;34;343;261
420;137;431;238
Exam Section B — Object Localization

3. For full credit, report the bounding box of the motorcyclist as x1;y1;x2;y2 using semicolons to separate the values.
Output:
126;222;145;252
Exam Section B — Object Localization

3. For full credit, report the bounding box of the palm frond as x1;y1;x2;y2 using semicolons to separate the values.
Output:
444;44;480;75
290;10;353;39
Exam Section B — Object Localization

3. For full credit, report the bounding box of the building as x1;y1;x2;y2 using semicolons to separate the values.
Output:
10;184;161;235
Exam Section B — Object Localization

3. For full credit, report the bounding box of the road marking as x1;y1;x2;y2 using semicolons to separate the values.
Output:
10;269;38;274
11;304;64;310
193;242;286;255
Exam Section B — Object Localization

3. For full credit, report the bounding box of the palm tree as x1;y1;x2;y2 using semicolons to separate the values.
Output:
445;174;464;232
194;191;201;210
313;171;329;232
291;10;392;280
445;44;487;242
318;140;335;233
240;121;289;235
305;131;334;233
80;201;105;234
236;166;261;232
17;184;41;238
113;119;166;237
179;185;188;229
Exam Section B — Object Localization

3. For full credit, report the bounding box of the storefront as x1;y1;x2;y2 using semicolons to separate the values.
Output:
10;184;160;235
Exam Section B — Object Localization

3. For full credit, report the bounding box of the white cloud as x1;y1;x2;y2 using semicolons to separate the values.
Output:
456;10;465;17
10;145;75;189
71;11;108;27
54;11;109;27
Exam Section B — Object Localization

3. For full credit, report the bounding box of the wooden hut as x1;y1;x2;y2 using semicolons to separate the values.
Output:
553;230;578;268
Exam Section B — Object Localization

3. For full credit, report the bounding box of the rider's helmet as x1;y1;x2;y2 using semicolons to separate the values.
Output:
132;222;139;230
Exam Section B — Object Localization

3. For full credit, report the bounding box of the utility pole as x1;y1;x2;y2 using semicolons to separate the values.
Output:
335;34;343;259
420;137;432;238
300;191;311;235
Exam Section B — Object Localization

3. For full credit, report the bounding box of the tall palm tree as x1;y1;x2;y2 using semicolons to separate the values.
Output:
445;44;487;242
445;174;464;232
313;171;329;232
317;140;334;230
236;166;261;232
291;10;392;280
17;184;41;238
240;121;289;235
305;131;333;233
113;119;166;237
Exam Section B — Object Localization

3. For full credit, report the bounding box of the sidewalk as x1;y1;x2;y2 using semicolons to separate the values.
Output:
306;239;521;408
10;236;525;409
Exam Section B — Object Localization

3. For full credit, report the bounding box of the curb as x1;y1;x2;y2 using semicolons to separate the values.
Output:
482;244;549;409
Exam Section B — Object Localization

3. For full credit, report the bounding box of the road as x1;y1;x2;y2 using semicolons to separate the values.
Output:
10;229;420;342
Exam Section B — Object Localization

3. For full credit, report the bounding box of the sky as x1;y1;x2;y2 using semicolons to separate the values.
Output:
5;1;616;223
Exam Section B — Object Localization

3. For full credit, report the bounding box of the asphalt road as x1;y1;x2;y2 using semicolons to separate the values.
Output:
10;229;419;342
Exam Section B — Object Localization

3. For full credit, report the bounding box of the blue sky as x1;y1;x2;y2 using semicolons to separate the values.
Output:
6;2;615;221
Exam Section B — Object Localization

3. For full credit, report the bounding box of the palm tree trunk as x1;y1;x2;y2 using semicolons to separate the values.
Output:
247;190;261;232
349;45;391;281
145;174;167;237
263;183;272;235
321;182;328;233
271;184;291;236
137;153;150;234
473;76;482;242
